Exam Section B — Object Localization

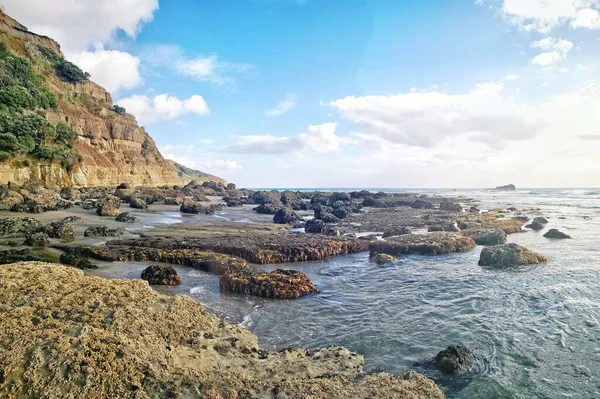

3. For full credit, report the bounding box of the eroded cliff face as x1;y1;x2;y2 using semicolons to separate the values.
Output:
0;12;182;187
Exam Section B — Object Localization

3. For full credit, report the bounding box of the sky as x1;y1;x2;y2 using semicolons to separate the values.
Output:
4;0;600;188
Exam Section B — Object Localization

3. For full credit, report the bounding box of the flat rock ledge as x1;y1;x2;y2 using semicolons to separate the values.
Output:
478;243;548;267
220;268;319;299
0;263;444;399
370;232;477;256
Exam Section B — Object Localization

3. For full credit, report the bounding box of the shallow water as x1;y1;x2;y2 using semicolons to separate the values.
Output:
88;189;600;398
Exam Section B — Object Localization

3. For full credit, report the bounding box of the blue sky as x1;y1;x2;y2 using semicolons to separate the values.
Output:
5;0;600;187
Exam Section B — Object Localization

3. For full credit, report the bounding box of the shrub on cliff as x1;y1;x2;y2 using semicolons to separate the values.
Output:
113;104;126;115
55;59;89;83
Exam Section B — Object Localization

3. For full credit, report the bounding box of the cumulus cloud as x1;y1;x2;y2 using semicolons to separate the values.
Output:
225;123;341;154
328;83;542;149
503;74;520;81
68;47;141;92
577;134;600;140
265;94;297;116
203;160;242;171
139;45;252;90
501;0;600;32
530;37;573;66
117;94;209;124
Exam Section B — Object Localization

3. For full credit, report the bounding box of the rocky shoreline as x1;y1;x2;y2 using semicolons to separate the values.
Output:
0;181;563;397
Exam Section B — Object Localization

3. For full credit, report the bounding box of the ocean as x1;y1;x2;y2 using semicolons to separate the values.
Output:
89;188;600;398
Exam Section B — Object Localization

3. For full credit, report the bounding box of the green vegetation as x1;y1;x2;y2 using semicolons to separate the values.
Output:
37;45;89;84
113;104;126;115
169;160;226;185
0;37;80;169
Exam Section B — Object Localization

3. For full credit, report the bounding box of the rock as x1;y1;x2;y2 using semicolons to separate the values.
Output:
382;227;411;238
525;220;544;231
114;188;134;201
226;183;236;190
324;226;341;236
428;223;459;232
310;195;330;206
0;190;23;210
180;199;203;214
163;197;183;205
253;203;280;215
332;206;349;219
84;226;124;237
251;190;283;208
321;213;340;223
9;186;71;213
0;217;43;238
141;265;182;285
305;218;325;233
434;345;476;374
534;216;548;224
543;229;571;239
494;184;516;191
62;216;83;224
493;218;525;234
220;268;319;299
0;249;43;264
515;215;529;223
44;221;75;242
273;207;300;224
96;194;121;217
0;263;444;398
330;192;351;202
372;253;396;265
23;232;50;247
411;199;434;209
81;199;96;210
115;212;139;223
460;227;507;246
457;221;469;230
116;182;130;190
370;233;477;256
468;206;480;213
130;197;148;209
439;201;462;212
478;243;547;267
59;253;96;269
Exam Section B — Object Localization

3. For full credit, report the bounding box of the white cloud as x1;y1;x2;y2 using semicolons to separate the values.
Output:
117;94;209;124
501;0;600;32
530;37;573;66
328;83;542;149
2;0;158;52
139;45;252;90
68;47;141;93
225;123;342;154
203;160;242;171
503;73;521;81
265;94;297;116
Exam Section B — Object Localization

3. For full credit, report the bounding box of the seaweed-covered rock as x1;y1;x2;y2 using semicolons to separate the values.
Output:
273;207;300;224
492;218;525;234
525;220;544;231
321;213;340;223
460;227;507;246
411;199;434;209
130;197;148;209
543;229;571;239
220;268;319;299
141;265;182;286
163;197;183;205
180;199;203;214
0;249;43;264
62;216;83;224
434;345;476;374
23;232;50;247
84;226;124;237
478;243;547;267
534;216;549;224
44;221;75;242
372;253;396;265
439;201;462;212
253;203;280;215
330;192;351;202
59;253;96;269
427;223;459;232
382;227;411;238
305;218;325;233
0;217;43;238
115;212;139;223
370;233;477;256
0;190;24;210
96;194;121;217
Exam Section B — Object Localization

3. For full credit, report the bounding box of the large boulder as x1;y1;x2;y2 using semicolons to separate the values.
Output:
370;233;477;256
96;195;121;217
427;223;459;232
494;184;516;191
411;199;434;209
129;197;148;209
534;216;549;224
141;265;182;286
478;243;547;267
164;197;183;205
253;203;280;215
543;229;571;239
439;201;462;212
0;249;44;264
273;208;300;224
330;192;351;203
115;212;139;223
433;345;476;374
23;232;50;247
460;227;507;246
44;221;75;242
59;253;96;269
180;199;203;214
0;217;43;238
525;220;544;231
220;267;319;299
305;218;325;233
0;190;24;210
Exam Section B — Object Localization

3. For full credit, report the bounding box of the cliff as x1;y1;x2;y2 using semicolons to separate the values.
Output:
0;262;445;398
0;11;182;187
168;159;227;185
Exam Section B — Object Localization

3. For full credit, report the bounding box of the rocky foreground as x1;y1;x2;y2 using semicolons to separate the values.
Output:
0;262;444;399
